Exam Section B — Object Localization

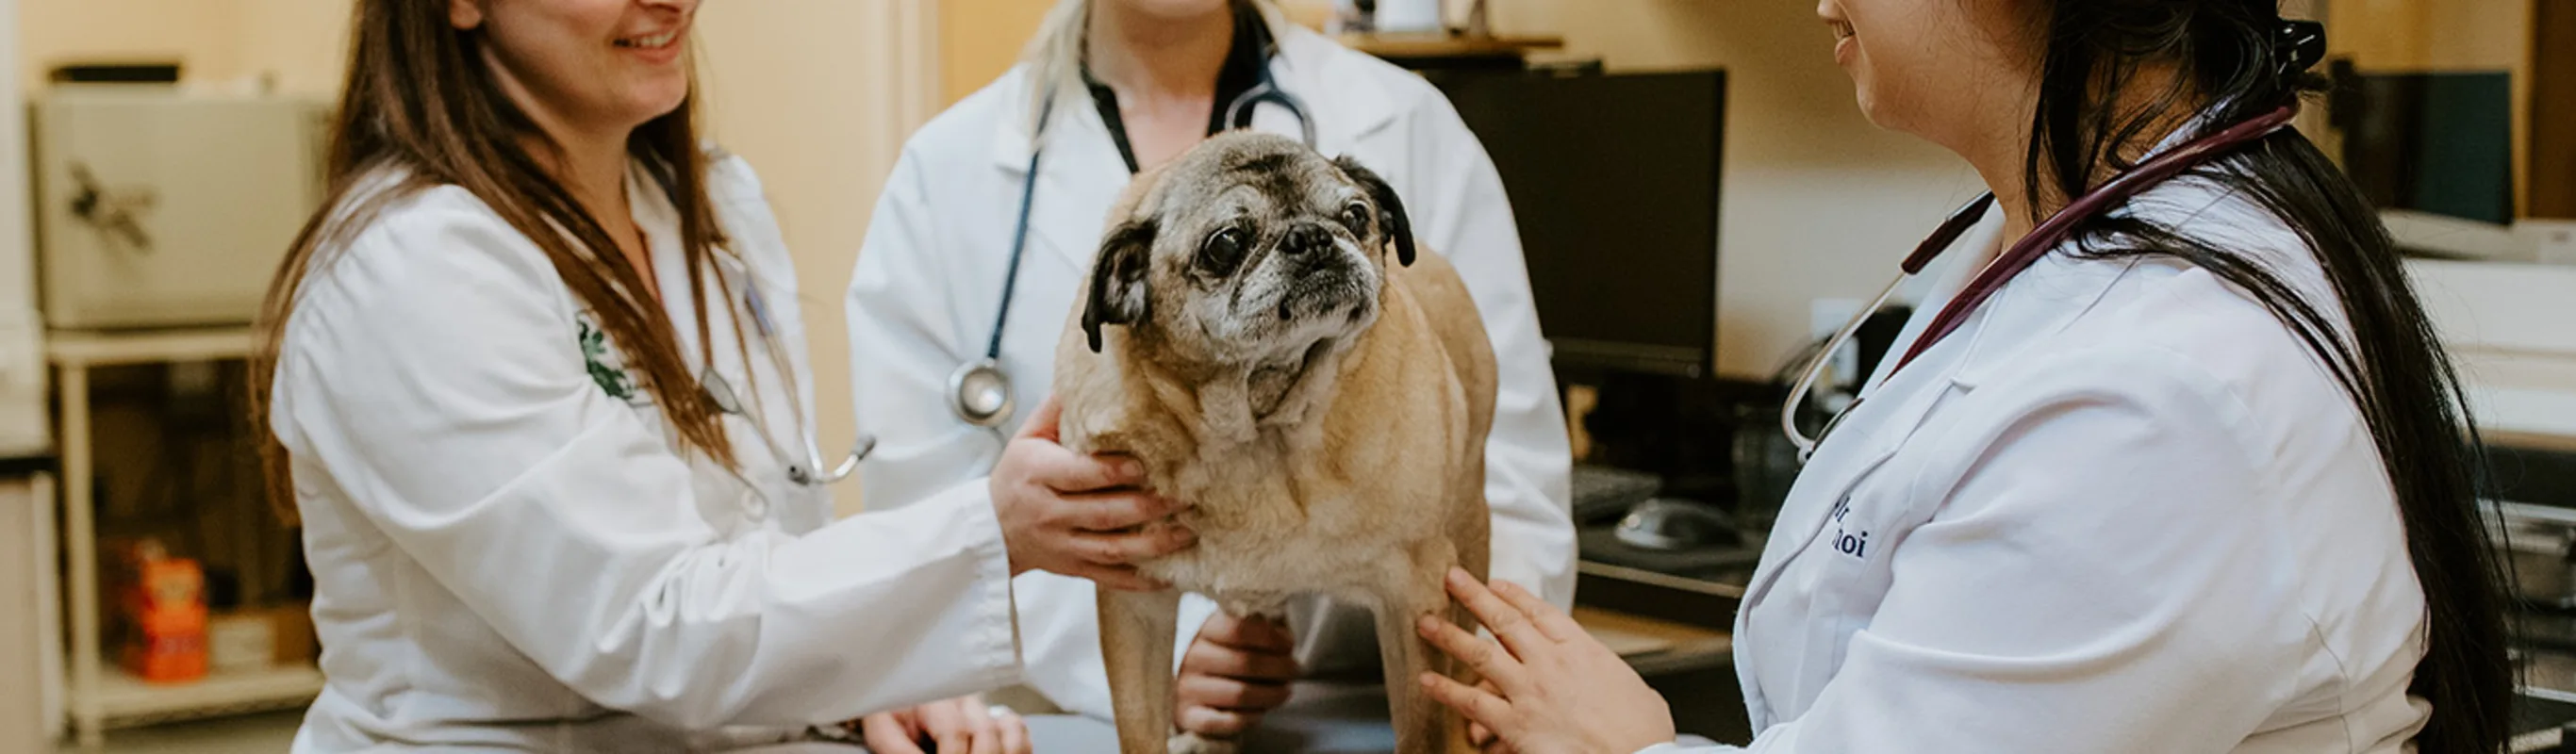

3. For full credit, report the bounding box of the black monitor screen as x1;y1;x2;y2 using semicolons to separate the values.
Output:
1426;69;1725;377
2332;69;2516;224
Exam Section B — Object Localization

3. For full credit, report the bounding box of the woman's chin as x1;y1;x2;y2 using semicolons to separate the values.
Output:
619;87;691;129
1852;88;1892;130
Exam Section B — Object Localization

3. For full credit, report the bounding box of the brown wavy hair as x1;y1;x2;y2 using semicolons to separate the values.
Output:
250;0;738;523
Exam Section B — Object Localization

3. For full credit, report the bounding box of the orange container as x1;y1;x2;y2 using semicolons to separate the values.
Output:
111;542;207;683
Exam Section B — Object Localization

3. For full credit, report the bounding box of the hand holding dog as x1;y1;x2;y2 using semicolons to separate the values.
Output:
1417;569;1676;754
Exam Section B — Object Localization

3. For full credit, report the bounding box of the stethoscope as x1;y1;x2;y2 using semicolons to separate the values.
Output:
702;265;872;486
1780;103;2303;462
948;55;1316;429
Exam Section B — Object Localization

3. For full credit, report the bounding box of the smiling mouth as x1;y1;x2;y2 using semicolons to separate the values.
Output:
616;30;681;50
1827;20;1855;41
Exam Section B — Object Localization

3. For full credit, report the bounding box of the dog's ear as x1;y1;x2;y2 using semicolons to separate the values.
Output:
1333;156;1415;267
1082;219;1157;352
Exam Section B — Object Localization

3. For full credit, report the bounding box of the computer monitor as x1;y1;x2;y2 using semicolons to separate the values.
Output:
1425;68;1726;378
2331;65;2517;225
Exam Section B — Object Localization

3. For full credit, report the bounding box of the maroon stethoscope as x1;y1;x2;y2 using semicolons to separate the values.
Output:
1781;104;2303;461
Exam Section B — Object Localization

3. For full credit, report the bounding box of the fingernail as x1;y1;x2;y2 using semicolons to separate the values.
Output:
1121;459;1145;478
1446;568;1471;586
1416;615;1438;634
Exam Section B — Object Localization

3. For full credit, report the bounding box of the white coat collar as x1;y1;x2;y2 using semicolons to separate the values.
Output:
981;66;1132;270
1922;109;2252;390
983;15;1407;168
629;161;705;368
981;19;1408;270
1272;23;1402;146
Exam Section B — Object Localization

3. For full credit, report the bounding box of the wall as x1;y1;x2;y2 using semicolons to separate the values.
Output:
17;0;926;513
1479;0;1979;379
0;6;49;749
943;0;1053;105
0;0;37;378
696;0;928;514
20;0;351;97
16;0;241;90
233;0;355;97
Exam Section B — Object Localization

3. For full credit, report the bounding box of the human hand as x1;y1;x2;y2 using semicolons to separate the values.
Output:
1416;569;1676;754
858;695;1029;754
1175;613;1301;738
990;396;1195;590
1464;679;1511;753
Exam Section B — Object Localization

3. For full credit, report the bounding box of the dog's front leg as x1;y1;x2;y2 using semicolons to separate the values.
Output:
1099;588;1181;754
1375;543;1480;754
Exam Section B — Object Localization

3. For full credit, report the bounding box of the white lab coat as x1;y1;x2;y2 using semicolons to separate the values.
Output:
271;155;1021;752
1648;174;2433;753
846;22;1575;719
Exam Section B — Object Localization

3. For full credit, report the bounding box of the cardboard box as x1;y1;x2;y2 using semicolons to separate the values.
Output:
206;603;315;672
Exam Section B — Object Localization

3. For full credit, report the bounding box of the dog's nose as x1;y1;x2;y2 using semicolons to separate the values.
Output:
1281;223;1333;258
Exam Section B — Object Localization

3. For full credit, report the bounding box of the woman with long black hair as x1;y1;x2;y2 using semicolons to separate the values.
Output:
1412;1;2513;751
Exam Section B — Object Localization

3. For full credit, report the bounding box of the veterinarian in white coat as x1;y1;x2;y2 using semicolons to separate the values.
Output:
847;0;1576;731
1412;0;2514;752
261;1;1191;751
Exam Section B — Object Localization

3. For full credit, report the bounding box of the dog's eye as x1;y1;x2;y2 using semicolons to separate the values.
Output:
1198;227;1249;274
1338;202;1372;236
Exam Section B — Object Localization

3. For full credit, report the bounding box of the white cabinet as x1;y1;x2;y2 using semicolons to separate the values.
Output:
29;89;325;330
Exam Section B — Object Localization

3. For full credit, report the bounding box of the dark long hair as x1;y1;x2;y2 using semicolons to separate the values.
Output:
250;0;739;523
2026;2;2510;750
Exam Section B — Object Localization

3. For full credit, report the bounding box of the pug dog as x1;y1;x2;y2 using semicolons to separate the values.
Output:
1052;131;1496;754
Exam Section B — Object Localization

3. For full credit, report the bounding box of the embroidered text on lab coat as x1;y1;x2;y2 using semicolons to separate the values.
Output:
1829;496;1870;560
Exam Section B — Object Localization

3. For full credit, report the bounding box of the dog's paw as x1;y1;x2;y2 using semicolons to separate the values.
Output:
1167;731;1240;754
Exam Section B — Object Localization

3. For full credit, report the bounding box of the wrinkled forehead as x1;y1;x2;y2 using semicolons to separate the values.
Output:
1152;138;1356;221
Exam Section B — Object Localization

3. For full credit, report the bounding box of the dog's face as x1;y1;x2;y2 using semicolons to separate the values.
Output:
1082;133;1415;370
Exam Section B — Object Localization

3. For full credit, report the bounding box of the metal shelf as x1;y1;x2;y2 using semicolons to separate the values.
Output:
45;327;256;368
46;325;271;748
89;665;322;729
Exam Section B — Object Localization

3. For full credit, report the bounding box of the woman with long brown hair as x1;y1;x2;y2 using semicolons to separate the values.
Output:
254;1;1196;750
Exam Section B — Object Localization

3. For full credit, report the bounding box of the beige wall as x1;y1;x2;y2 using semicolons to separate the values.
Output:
234;0;355;97
943;0;1052;105
20;0;922;511
18;0;353;97
695;0;919;513
1479;0;1980;378
17;0;241;90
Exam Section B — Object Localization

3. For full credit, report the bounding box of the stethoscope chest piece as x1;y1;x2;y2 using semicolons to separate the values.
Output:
949;359;1016;428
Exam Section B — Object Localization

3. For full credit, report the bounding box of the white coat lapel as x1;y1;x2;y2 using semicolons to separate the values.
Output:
1745;203;2000;601
1743;346;1958;605
1735;196;2145;723
631;164;702;369
1858;205;2004;397
1273;25;1399;151
1733;300;1976;727
988;81;1139;272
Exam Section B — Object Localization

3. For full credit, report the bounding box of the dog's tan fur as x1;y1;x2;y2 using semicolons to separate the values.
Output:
1052;133;1495;754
